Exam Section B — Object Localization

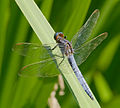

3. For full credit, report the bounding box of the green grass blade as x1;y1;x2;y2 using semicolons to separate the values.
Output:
50;0;91;40
94;72;113;102
0;0;9;75
15;0;55;44
92;0;119;37
97;34;120;71
15;0;100;107
63;0;91;38
0;2;25;107
40;0;54;20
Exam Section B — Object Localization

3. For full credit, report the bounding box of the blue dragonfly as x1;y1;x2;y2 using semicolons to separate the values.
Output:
13;9;107;100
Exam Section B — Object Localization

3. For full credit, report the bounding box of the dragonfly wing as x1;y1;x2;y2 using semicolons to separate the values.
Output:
71;9;100;49
19;58;60;77
12;43;51;58
12;42;64;60
74;32;108;66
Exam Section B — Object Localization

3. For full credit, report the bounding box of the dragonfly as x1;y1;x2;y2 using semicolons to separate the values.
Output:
13;9;107;100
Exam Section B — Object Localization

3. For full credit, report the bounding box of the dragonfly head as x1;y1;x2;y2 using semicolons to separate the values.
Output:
54;32;67;41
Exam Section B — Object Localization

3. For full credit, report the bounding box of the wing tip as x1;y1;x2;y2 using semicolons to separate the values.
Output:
12;43;25;52
91;9;100;17
93;9;100;14
99;32;108;38
103;32;108;36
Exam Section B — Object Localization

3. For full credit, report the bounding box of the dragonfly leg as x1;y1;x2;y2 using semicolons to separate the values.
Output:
51;44;58;50
58;55;65;66
51;43;65;65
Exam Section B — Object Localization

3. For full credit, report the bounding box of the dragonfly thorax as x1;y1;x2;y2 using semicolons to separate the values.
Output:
64;43;74;56
54;32;74;56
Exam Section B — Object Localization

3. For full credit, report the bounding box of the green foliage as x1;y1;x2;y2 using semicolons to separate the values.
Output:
0;0;120;108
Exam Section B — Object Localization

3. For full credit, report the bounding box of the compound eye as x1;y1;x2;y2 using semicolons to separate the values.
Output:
54;32;59;40
59;32;64;37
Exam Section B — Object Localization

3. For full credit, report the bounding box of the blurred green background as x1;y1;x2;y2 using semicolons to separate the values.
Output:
0;0;120;108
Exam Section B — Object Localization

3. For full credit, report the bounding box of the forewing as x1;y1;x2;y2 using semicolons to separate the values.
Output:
74;32;108;66
12;42;63;60
72;9;100;49
18;58;60;77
